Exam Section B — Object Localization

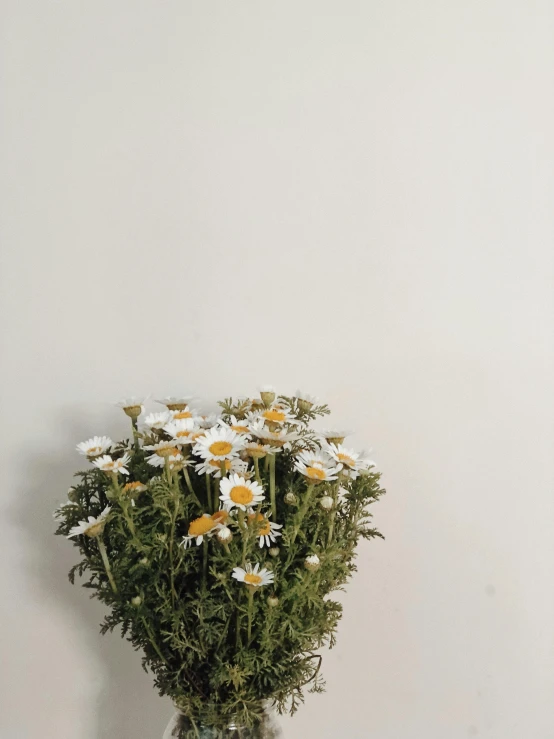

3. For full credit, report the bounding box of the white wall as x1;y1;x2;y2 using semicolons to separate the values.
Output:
1;2;553;737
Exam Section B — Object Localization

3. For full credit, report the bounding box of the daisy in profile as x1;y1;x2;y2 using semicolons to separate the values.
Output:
193;427;244;462
146;447;184;469
169;405;202;423
318;429;353;446
219;473;265;511
218;415;252;436
93;453;131;476
232;563;274;588
116;397;146;418
295;449;333;468
182;512;227;547
143;412;171;430
243;441;276;459
195;457;249;478
295;390;319;411
163;418;197;445
155;396;195;411
250;423;299;449
324;443;366;479
248;512;283;548
67;506;111;539
294;455;340;484
77;436;113;459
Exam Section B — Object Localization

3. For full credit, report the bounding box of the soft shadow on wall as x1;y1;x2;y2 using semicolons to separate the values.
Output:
14;409;173;739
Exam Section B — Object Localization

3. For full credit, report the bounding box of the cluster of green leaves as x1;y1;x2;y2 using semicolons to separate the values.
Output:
55;398;385;737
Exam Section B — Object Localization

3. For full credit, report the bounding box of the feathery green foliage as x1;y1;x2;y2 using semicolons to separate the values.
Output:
54;392;385;736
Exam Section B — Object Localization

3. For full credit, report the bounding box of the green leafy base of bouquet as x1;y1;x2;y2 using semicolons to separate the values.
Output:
54;392;385;733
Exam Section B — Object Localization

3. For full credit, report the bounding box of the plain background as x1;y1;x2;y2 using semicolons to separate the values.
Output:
1;1;553;737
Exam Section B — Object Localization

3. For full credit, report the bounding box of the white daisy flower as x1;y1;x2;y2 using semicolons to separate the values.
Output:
146;447;184;469
251;423;300;449
232;563;274;588
116;397;146;418
219;473;265;511
163;418;197;445
155;396;195;411
181;511;229;547
320;495;334;510
197;413;221;429
295;450;333;468
67;506;111;539
257;405;298;426
259;385;276;394
318;429;353;445
195;457;249;478
216;525;232;543
295;390;319;410
93;453;131;476
294;458;340;484
248;512;283;548
193;427;244;461
305;554;321;571
168;406;202;423
143;412;171;429
76;436;113;458
324;443;366;479
243;441;277;459
218;415;252;436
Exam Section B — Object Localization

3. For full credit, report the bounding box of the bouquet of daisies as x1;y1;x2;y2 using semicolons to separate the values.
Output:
54;389;384;737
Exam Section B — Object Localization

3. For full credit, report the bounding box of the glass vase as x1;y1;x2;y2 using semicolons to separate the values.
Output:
163;708;280;738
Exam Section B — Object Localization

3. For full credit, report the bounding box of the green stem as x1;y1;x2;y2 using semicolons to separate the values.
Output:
132;417;140;451
142;618;166;664
202;538;208;593
269;453;276;519
253;457;262;485
291;483;316;545
97;536;117;593
206;474;212;513
238;509;248;566
183;467;202;509
247;588;254;643
328;481;340;546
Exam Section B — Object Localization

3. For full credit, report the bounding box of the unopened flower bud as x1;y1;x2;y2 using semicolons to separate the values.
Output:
297;399;313;413
320;496;333;511
269;547;280;558
140;557;149;566
267;595;279;608
217;526;232;543
284;492;298;506
131;596;142;607
304;554;321;572
260;389;276;407
67;487;78;503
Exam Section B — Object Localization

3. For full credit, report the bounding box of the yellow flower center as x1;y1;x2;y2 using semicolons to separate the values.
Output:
189;516;216;536
306;466;326;480
124;482;144;491
337;453;355;467
209;441;233;456
262;410;286;423
85;522;104;537
230;485;254;505
173;410;192;419
157;446;180;458
231;424;249;433
88;446;101;455
166;402;188;411
176;430;192;439
249;513;271;536
211;510;229;525
244;573;263;585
